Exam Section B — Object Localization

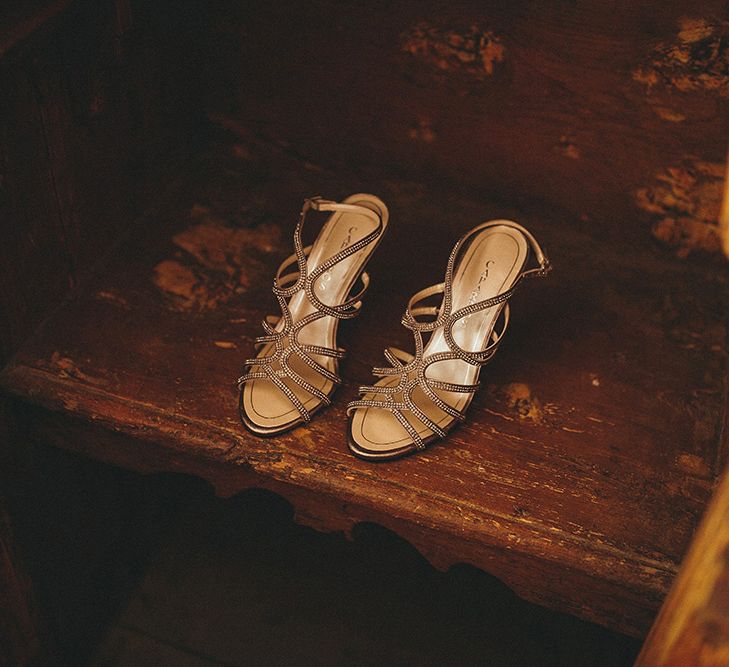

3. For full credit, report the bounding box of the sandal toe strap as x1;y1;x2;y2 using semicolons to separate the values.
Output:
401;282;446;330
241;196;387;422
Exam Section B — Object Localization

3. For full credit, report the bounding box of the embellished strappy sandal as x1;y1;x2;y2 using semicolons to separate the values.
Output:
238;194;389;436
347;219;550;460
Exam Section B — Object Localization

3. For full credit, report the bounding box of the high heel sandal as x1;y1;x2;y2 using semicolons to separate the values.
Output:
347;219;550;460
238;194;389;436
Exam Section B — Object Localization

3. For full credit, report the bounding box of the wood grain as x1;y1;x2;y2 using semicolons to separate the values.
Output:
2;0;728;644
2;136;727;636
0;0;206;363
0;3;207;661
636;461;729;666
0;501;40;666
206;0;729;257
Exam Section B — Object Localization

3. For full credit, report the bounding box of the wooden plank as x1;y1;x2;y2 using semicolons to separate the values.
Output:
0;0;72;59
2;135;727;636
207;0;729;257
636;460;729;665
0;504;40;665
0;58;76;363
16;405;667;639
93;625;221;667
0;0;205;363
0;4;208;661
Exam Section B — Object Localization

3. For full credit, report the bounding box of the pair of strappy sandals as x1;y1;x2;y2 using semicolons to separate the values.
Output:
237;194;550;461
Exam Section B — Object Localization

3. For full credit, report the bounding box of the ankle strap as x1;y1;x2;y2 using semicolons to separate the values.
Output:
402;219;550;329
447;219;551;283
272;196;384;318
302;196;382;224
401;220;550;352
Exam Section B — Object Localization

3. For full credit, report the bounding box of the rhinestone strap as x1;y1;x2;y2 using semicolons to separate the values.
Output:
238;197;383;422
347;220;550;447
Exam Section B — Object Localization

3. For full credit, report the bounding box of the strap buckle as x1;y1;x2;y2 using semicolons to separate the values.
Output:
302;196;336;213
538;256;552;277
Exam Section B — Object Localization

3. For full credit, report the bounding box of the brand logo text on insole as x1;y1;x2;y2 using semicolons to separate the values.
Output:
458;260;494;328
320;227;358;291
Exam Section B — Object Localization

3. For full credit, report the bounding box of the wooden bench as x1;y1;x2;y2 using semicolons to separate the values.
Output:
4;130;729;636
1;0;728;656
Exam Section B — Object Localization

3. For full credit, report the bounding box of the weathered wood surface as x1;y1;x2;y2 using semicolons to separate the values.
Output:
636;461;729;666
207;0;729;258
1;136;727;637
0;3;208;661
0;0;206;363
0;500;40;666
0;1;72;59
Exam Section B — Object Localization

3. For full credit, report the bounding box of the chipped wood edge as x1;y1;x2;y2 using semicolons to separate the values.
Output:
636;459;729;665
0;362;679;596
720;143;729;260
21;402;661;637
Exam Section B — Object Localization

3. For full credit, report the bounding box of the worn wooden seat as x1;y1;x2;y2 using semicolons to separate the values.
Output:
3;2;729;658
2;135;727;638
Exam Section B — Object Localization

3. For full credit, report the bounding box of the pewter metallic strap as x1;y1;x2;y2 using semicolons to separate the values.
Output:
238;197;383;422
347;220;550;448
